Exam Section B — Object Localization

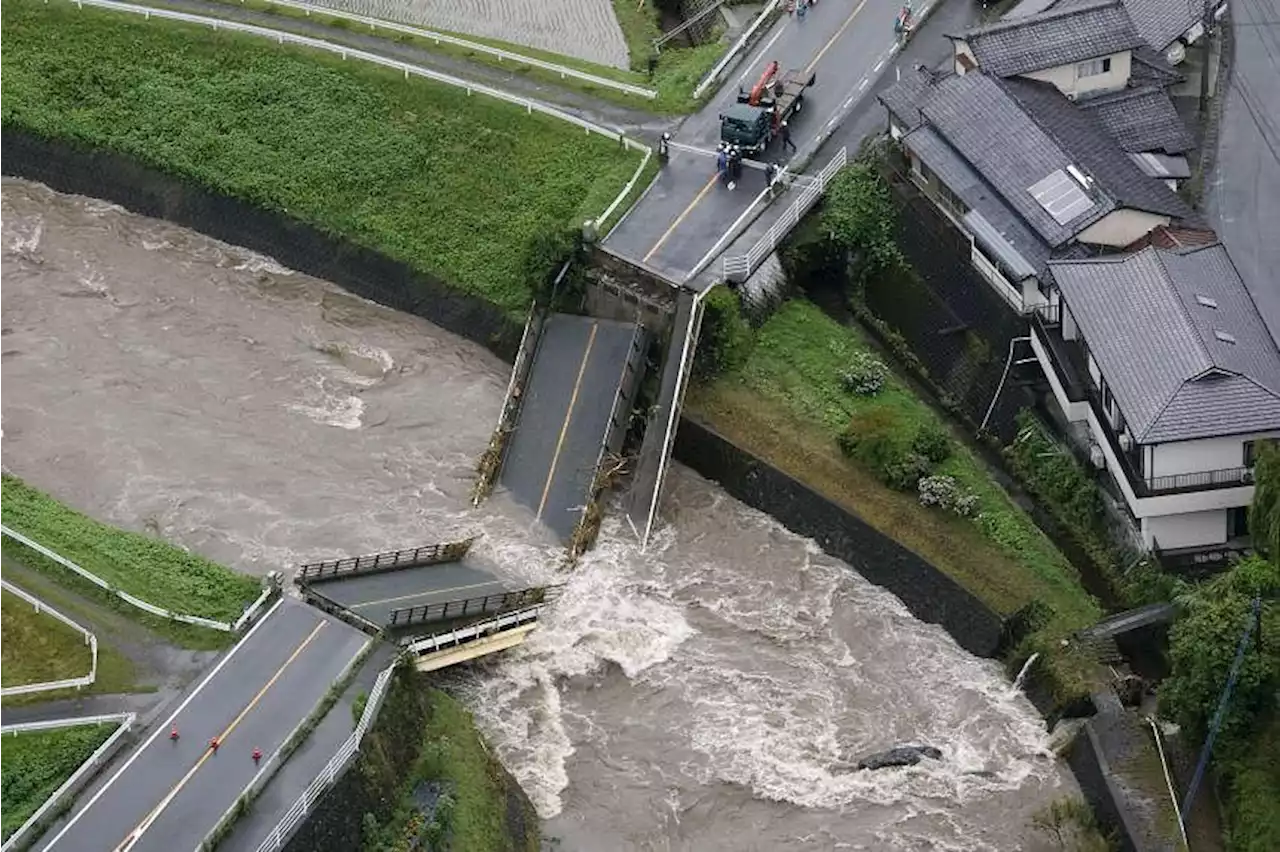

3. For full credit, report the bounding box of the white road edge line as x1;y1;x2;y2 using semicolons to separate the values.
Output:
737;24;789;86
39;597;287;850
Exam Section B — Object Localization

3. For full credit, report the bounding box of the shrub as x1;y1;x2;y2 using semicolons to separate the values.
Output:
839;351;887;396
917;475;979;517
819;159;904;273
911;422;953;464
838;410;935;490
693;287;754;380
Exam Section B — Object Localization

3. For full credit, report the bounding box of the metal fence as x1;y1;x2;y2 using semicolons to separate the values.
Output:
252;660;399;852
0;524;270;633
692;0;783;100
0;714;136;852
400;604;546;655
231;0;657;98
295;538;475;584
721;147;849;283
387;584;562;627
0;579;98;697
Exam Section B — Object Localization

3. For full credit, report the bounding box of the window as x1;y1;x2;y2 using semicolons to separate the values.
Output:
1244;438;1280;467
1228;506;1250;539
936;181;967;217
1076;57;1113;78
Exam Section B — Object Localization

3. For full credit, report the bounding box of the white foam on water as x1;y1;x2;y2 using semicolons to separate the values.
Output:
286;376;365;430
8;218;44;256
232;251;295;276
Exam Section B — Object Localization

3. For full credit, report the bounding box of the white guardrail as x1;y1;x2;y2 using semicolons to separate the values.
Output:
233;0;657;99
253;660;399;852
692;0;783;100
721;146;848;282
400;604;545;655
59;0;651;230
1;524;273;634
0;713;137;852
0;579;98;697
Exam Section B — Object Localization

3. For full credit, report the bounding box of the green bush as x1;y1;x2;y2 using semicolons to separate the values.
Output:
1;475;260;622
693;287;754;380
819;158;904;273
839;351;887;396
1222;715;1280;852
838;409;932;490
1;0;642;315
911;422;953;464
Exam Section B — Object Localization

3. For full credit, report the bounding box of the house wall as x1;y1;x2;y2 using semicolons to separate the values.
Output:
953;39;978;75
1142;510;1228;549
1030;329;1089;422
1150;431;1280;476
1021;51;1132;99
1077;208;1171;248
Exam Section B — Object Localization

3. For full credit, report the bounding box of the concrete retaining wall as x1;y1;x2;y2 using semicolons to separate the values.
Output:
671;418;1006;658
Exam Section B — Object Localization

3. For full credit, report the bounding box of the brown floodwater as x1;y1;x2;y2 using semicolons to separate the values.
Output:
2;178;1077;851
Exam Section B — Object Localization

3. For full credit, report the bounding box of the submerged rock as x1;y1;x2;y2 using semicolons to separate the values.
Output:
856;745;943;771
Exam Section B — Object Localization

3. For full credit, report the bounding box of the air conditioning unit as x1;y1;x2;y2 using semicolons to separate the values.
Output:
1089;445;1106;469
1118;433;1132;451
1242;469;1255;484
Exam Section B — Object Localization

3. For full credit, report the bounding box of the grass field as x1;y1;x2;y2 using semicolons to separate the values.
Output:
1;589;93;688
2;0;645;315
689;301;1101;635
1;475;260;624
1;723;118;840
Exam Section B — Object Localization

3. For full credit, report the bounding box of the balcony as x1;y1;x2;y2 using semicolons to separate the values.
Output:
1145;467;1255;493
1031;314;1087;403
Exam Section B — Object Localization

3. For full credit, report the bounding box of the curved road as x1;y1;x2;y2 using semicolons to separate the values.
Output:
34;600;369;852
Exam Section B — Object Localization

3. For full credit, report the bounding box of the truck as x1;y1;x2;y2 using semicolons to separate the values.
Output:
718;61;816;155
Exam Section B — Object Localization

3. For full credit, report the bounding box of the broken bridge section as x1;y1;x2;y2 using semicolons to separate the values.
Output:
497;313;649;546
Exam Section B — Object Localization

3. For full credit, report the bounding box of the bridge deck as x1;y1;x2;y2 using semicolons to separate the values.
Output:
314;561;509;627
500;313;642;542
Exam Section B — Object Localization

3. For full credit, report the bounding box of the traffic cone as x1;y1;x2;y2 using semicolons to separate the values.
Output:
169;725;180;742
252;747;262;765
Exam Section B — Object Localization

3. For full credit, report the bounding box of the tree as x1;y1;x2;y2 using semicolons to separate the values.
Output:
1249;441;1280;559
819;159;904;274
692;286;753;380
1159;556;1279;755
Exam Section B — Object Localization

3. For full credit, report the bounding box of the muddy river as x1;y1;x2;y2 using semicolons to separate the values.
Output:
2;178;1077;850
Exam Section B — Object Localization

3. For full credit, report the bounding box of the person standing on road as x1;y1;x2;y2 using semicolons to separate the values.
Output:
716;144;729;183
780;121;797;153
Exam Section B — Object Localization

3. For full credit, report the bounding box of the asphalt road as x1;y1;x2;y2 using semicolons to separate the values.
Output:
606;0;942;282
1205;0;1280;343
500;314;638;542
35;599;369;852
316;561;511;624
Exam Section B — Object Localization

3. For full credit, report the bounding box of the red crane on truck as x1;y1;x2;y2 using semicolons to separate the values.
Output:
720;61;816;154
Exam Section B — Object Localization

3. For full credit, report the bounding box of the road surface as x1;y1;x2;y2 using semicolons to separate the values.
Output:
315;561;511;624
606;0;939;283
35;599;369;852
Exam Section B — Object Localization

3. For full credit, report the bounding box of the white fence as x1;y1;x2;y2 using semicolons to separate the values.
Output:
721;147;848;282
692;0;783;100
0;579;98;697
0;713;137;852
58;0;651;236
253;660;399;852
399;603;545;655
231;0;657;99
1;524;272;634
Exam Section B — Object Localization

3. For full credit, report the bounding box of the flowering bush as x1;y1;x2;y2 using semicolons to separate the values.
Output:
840;351;887;396
917;475;979;517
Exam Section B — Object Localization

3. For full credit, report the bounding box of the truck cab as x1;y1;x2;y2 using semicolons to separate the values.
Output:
719;103;773;153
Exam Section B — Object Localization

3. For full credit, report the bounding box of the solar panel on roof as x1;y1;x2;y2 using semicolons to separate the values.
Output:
1028;169;1094;225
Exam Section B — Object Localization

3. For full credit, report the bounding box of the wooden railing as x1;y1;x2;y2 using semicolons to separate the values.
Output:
295;538;475;584
388;585;565;628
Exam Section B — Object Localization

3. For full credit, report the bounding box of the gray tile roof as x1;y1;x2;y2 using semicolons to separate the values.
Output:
1078;85;1195;153
1050;244;1280;443
998;77;1193;219
881;69;1114;246
1130;45;1185;86
951;0;1145;77
1119;0;1200;52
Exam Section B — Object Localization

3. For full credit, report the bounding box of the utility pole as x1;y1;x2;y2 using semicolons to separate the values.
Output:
1199;0;1214;116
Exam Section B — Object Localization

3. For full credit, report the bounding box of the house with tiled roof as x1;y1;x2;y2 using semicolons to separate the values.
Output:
1008;0;1228;64
1030;242;1280;554
879;64;1194;313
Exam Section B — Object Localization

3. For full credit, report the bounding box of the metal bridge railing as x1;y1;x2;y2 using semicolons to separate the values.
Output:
387;584;564;627
295;538;475;584
721;147;849;284
400;605;547;655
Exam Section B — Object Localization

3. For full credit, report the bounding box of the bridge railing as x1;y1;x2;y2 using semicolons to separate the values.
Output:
721;147;848;284
387;584;565;628
400;605;547;655
295;538;476;584
474;306;547;506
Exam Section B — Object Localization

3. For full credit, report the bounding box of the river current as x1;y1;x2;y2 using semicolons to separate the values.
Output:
2;178;1077;850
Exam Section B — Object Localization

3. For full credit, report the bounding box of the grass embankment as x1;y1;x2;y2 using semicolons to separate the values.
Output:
1;590;94;688
2;0;645;315
1;475;259;629
0;722;118;840
372;688;538;851
689;300;1102;691
193;0;724;113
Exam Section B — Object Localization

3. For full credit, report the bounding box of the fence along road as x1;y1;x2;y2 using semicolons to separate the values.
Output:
33;599;369;852
0;579;99;697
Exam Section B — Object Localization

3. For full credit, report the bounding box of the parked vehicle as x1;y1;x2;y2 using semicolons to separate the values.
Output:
718;61;816;154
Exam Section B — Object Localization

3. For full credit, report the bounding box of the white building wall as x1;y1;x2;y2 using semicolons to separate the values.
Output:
1030;330;1088;422
1142;510;1228;549
1077;209;1171;248
1020;51;1132;98
1150;431;1280;476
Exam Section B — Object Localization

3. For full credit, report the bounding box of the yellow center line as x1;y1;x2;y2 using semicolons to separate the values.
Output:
114;620;327;852
537;322;598;518
350;580;505;610
643;173;719;263
805;0;872;77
